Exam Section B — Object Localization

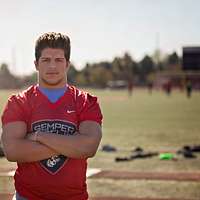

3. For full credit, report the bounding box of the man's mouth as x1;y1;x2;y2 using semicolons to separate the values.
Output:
46;72;58;75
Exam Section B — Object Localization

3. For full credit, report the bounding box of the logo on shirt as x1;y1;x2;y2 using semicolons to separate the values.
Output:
32;120;76;174
67;110;76;114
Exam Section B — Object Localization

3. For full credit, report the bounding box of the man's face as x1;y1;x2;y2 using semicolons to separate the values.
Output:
35;48;69;88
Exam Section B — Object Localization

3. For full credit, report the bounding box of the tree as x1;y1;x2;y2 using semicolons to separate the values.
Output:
87;62;112;88
111;57;123;80
167;52;180;65
0;63;11;76
67;63;79;85
138;55;155;84
0;63;21;89
166;52;181;71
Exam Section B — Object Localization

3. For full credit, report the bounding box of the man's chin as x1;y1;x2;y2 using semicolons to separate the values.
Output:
41;78;65;87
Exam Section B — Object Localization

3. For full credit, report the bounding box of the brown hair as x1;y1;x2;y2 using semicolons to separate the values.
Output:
35;32;71;62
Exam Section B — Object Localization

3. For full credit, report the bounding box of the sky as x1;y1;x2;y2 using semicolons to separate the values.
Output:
0;0;199;75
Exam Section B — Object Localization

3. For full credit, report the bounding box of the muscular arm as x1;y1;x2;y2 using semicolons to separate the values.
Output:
1;121;58;163
31;120;102;159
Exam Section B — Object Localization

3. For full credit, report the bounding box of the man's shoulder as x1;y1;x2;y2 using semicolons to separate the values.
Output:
67;85;92;100
67;85;99;108
8;85;36;103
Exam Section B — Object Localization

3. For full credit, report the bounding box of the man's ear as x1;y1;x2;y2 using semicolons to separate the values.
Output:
34;60;39;71
66;61;70;68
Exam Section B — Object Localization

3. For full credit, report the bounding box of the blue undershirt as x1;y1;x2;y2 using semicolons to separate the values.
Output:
39;85;67;103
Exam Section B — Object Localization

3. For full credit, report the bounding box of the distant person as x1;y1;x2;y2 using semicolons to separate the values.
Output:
127;79;133;97
147;81;153;94
1;32;103;200
186;80;192;98
163;80;172;96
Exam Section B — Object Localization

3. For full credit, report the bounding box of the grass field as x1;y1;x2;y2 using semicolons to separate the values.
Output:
0;88;200;199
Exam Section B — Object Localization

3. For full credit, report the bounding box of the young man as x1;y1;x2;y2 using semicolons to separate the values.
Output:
1;32;103;200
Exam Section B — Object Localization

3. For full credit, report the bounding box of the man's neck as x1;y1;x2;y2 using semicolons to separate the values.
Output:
38;76;68;89
39;85;67;90
38;82;67;89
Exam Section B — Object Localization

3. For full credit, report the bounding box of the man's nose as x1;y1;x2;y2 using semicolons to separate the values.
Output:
49;61;56;68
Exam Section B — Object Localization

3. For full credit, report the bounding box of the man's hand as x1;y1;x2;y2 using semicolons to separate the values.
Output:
26;132;38;142
1;122;58;163
36;120;102;159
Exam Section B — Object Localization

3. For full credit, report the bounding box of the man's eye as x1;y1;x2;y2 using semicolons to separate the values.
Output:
56;59;64;62
42;59;49;62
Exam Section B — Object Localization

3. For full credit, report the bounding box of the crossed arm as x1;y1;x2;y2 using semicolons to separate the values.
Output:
1;120;102;163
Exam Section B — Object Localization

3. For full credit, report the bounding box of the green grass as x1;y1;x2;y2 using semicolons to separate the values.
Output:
87;179;200;199
86;88;200;199
86;89;200;172
0;88;200;199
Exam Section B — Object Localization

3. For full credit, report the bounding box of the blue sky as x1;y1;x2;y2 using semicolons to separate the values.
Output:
0;0;199;75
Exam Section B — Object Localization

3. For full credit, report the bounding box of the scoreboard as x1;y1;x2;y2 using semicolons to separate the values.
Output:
182;47;200;70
